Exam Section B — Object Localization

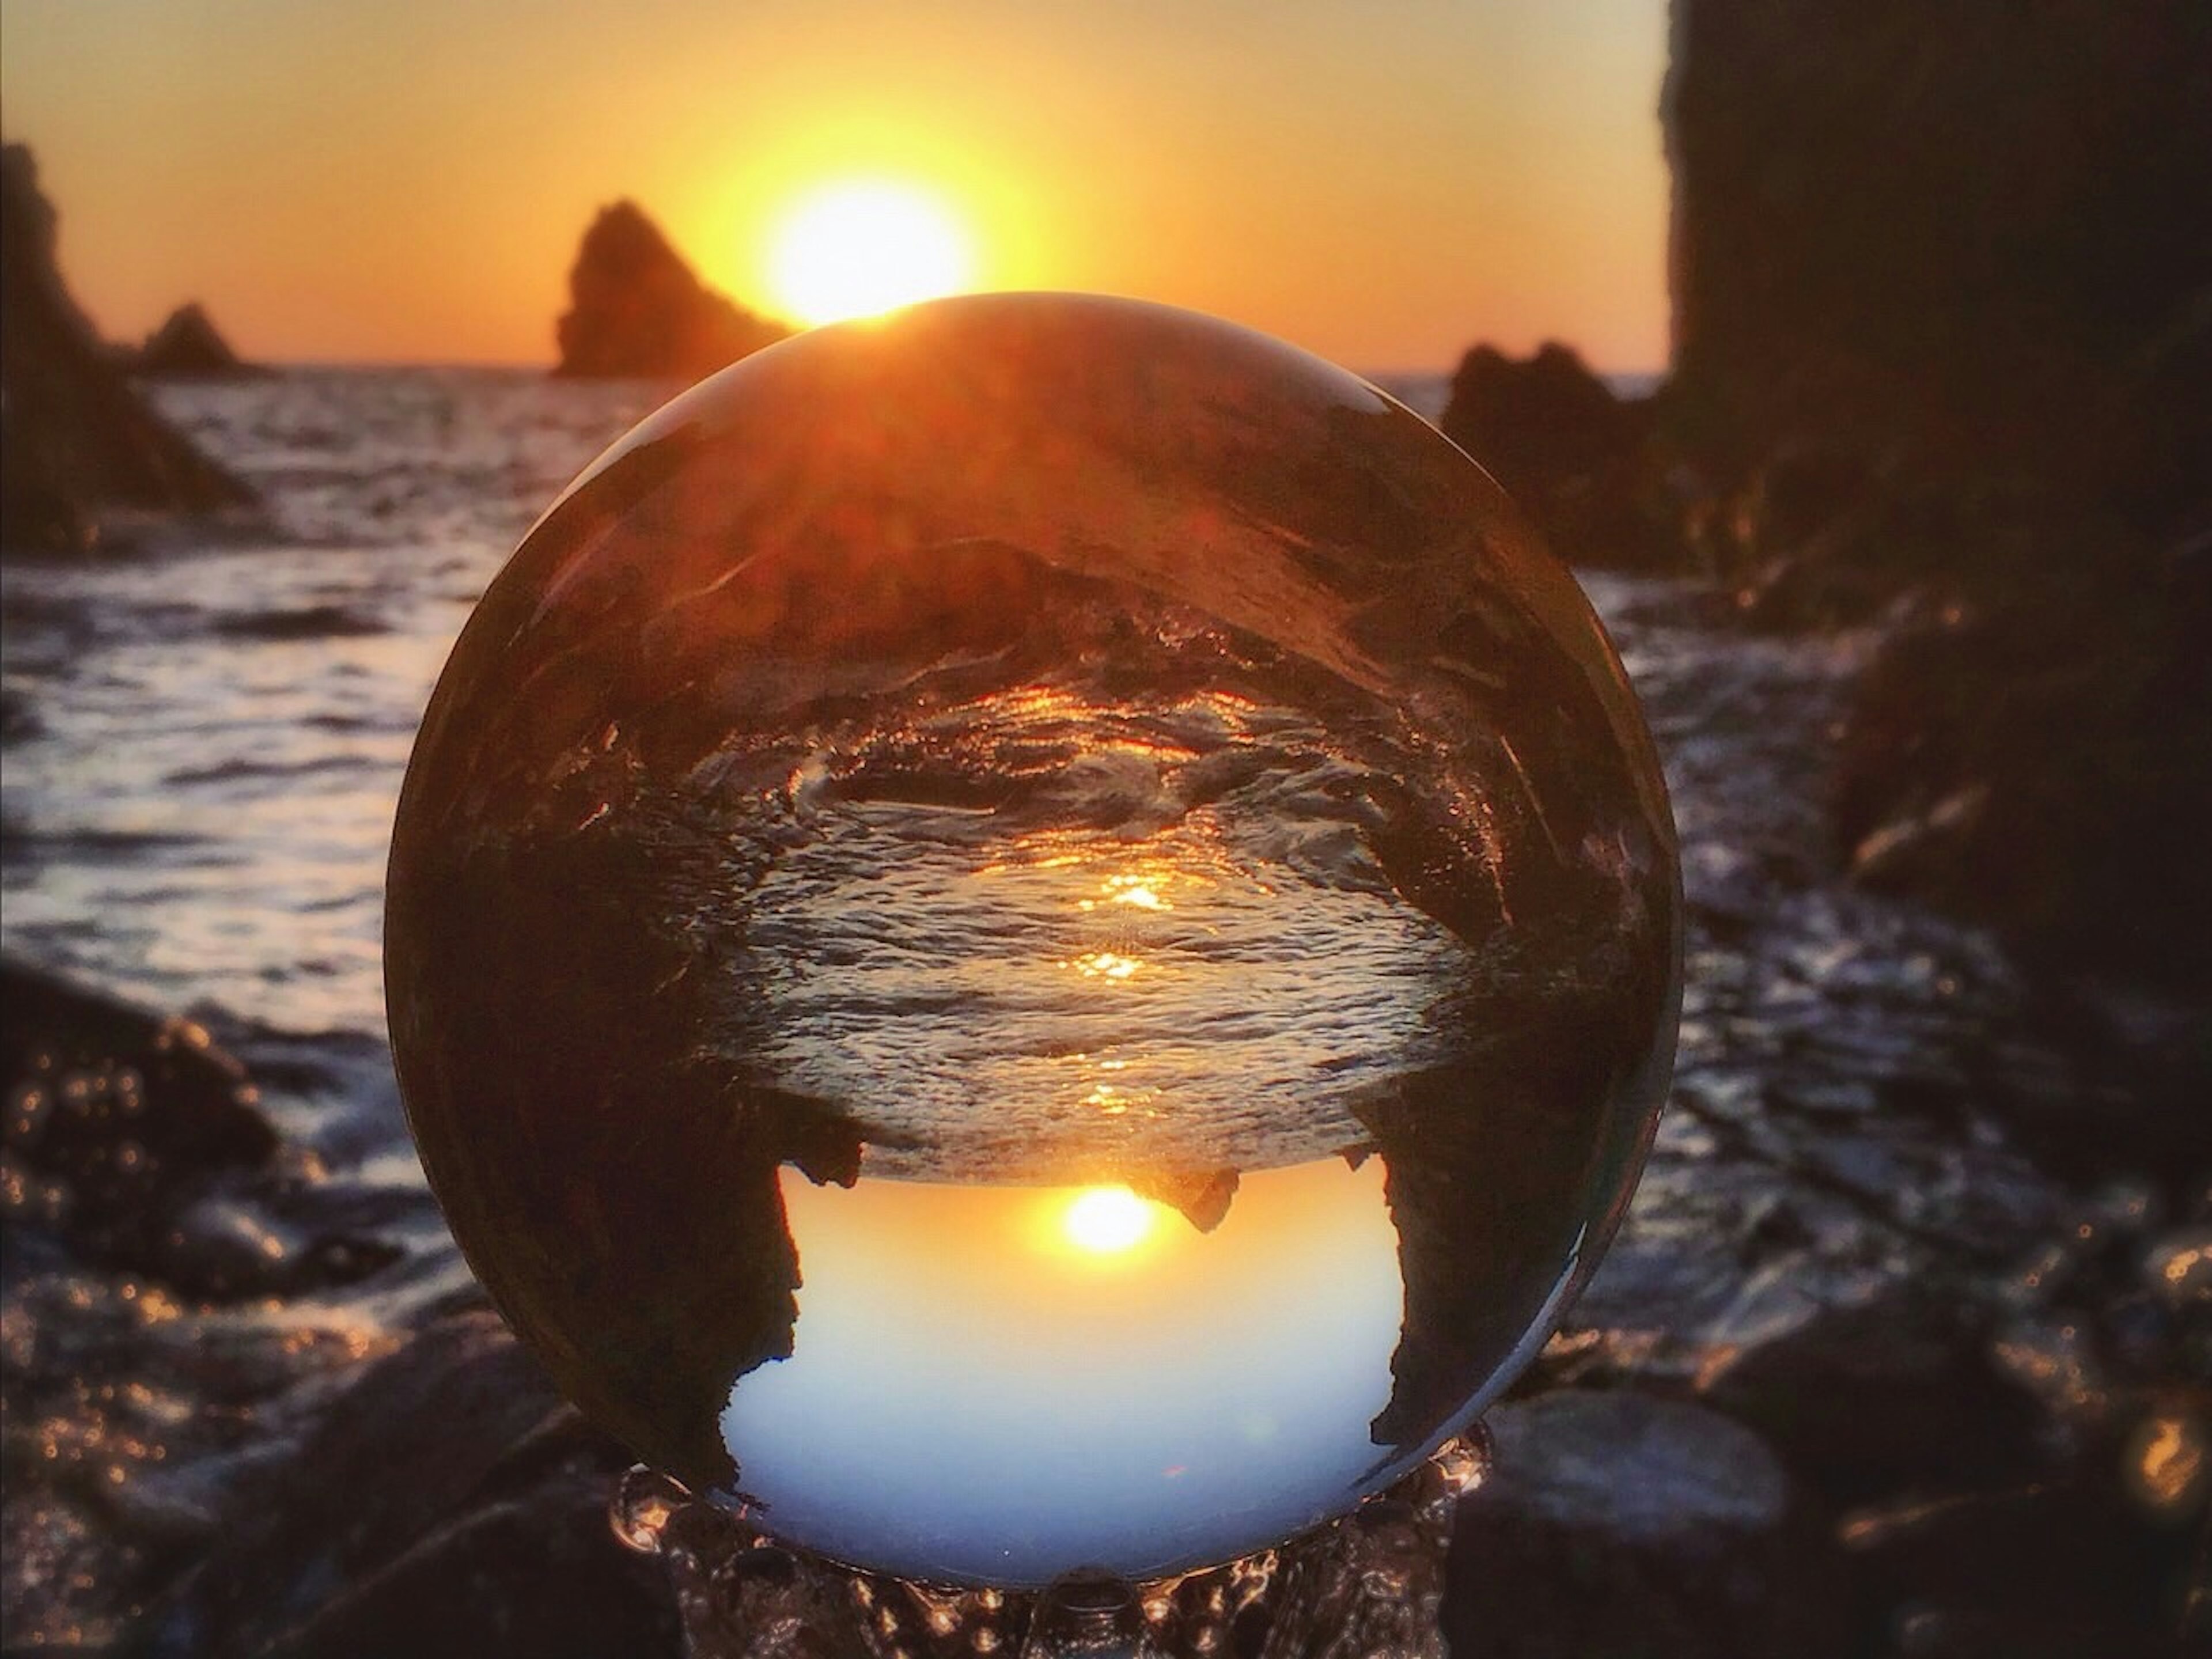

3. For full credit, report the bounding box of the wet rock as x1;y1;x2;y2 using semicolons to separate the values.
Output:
0;144;257;555
1692;1278;2043;1506
132;303;263;379
1839;1478;2203;1659
1;956;278;1182
1437;341;1681;573
0;958;399;1299
554;200;787;381
129;1310;679;1659
1444;1391;1842;1659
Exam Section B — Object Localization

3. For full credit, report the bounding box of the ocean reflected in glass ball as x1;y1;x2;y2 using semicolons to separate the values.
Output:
385;294;1680;1589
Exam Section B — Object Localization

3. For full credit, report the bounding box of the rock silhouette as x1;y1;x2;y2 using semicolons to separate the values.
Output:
554;200;788;380
0;143;256;554
132;301;261;378
1438;342;1676;573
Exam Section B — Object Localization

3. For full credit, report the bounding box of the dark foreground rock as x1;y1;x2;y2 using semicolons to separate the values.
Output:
1437;342;1680;573
1662;0;2212;506
554;201;787;381
132;301;262;378
1445;1391;1840;1659
1;957;397;1298
1647;1;2212;1017
0;143;256;555
128;1310;678;1659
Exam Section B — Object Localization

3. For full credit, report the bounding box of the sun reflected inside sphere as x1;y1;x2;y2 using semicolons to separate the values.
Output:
1062;1187;1158;1256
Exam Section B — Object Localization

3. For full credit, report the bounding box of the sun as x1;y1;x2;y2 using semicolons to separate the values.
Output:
765;180;976;326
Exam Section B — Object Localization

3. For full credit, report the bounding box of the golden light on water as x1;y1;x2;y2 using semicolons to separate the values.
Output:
1062;1186;1158;1256
765;180;976;325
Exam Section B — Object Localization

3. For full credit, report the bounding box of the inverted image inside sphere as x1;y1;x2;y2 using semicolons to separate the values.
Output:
385;293;1680;1588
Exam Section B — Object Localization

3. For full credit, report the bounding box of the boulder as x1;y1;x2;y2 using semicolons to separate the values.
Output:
0;144;255;555
1444;1391;1842;1659
132;302;262;378
126;1310;680;1659
1;957;397;1298
1834;525;2212;999
554;201;787;380
1437;342;1680;572
1658;4;2212;998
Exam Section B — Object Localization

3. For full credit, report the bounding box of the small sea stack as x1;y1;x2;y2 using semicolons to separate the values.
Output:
553;199;788;380
132;301;264;378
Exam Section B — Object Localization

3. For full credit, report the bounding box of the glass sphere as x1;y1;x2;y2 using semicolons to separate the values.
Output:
385;294;1679;1589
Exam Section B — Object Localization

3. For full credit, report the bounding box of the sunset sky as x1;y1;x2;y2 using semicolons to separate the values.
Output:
1;0;1670;374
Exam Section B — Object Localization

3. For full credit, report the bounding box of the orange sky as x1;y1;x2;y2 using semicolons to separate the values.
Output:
0;0;1670;373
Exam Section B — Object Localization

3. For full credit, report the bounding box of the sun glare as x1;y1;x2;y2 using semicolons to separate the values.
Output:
766;180;976;326
1062;1186;1157;1256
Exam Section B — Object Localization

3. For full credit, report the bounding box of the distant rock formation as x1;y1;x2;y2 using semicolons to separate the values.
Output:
133;301;262;378
1438;342;1677;571
0;143;256;554
554;200;787;380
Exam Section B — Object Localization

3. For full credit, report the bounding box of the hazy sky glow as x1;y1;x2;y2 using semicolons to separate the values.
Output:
1;0;1669;372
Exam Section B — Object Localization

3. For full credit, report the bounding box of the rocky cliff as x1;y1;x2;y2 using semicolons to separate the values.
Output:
1664;0;2211;507
0;144;256;554
1661;2;2212;997
0;145;258;552
554;201;788;380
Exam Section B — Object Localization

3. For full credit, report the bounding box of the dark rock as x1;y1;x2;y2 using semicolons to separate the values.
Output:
132;302;263;379
0;144;256;554
1;956;279;1181
0;957;399;1299
1692;1279;2044;1506
128;1310;679;1659
1663;0;2212;505
1839;1479;2202;1659
553;201;787;381
1437;341;1681;573
1444;1391;1842;1659
1657;5;2212;993
1834;524;2212;999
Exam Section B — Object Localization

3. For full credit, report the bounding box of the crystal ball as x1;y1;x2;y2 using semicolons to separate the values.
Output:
385;294;1679;1588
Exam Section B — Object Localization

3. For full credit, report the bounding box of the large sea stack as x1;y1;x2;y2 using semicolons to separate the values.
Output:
554;200;787;380
1662;2;2212;992
0;143;255;555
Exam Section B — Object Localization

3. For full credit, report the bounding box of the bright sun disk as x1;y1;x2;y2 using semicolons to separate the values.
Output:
766;180;975;326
